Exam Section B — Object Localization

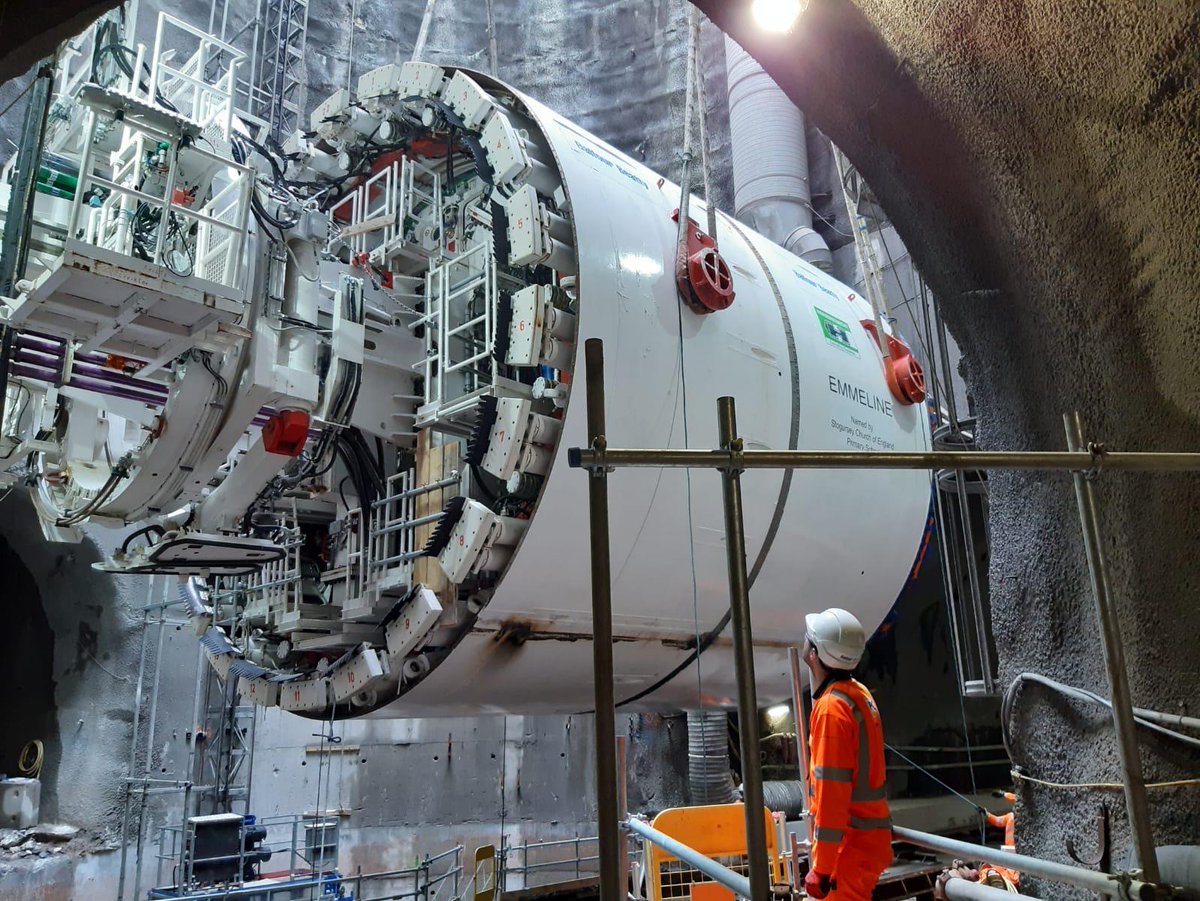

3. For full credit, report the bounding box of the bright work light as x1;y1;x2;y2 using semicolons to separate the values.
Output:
752;0;804;33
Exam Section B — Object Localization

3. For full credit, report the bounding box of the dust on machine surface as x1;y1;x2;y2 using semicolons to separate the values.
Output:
0;22;931;720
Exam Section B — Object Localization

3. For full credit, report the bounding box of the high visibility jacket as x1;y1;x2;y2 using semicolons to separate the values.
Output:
987;791;1016;851
808;676;892;876
987;811;1015;851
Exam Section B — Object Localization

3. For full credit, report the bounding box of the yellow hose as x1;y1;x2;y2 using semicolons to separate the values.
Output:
17;739;44;779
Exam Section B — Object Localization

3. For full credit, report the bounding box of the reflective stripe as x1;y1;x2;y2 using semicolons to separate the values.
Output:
814;766;853;783
829;687;888;805
849;815;893;831
851;784;888;802
814;827;845;844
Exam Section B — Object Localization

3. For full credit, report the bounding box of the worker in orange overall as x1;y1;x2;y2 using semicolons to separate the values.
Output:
802;608;894;900
979;792;1019;889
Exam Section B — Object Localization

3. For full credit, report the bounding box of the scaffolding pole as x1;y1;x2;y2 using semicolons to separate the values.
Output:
716;396;770;901
787;646;812;848
569;338;1200;900
583;339;621;901
570;446;1200;473
1064;412;1160;883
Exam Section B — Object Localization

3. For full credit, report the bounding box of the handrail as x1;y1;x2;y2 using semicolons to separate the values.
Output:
893;826;1153;899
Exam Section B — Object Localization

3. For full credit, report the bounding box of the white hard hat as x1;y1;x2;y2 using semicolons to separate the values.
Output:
804;608;867;670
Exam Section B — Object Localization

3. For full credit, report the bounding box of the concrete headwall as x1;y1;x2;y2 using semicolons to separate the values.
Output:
0;493;151;834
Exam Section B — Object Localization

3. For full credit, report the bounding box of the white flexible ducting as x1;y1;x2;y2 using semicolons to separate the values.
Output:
724;36;832;271
686;711;737;805
1003;672;1200;754
1157;846;1200;892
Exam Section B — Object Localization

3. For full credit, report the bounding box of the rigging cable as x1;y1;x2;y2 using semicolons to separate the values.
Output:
677;4;704;713
691;9;718;241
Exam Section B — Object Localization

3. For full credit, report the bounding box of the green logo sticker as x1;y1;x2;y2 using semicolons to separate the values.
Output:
815;307;859;356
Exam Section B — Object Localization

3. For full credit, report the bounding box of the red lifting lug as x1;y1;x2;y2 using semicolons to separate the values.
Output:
263;409;311;457
671;209;735;314
859;320;927;405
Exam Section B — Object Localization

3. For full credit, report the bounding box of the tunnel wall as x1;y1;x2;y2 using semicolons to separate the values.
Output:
699;1;1200;891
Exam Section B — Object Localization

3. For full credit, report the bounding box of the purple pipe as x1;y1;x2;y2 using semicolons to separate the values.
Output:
16;332;66;348
14;348;59;367
13;366;163;405
11;363;57;381
66;375;164;405
16;336;66;355
71;361;170;397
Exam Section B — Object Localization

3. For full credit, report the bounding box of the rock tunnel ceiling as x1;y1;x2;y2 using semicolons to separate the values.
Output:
0;0;1197;876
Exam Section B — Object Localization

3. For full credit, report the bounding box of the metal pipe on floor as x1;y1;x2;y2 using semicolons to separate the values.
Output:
941;877;1038;901
1064;411;1160;884
893;826;1155;899
569;447;1200;473
717;396;769;901
584;338;621;901
625;817;752;899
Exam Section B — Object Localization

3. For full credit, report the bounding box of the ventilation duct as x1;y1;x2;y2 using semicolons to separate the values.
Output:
1157;846;1200;892
724;37;832;271
752;780;806;819
687;711;737;804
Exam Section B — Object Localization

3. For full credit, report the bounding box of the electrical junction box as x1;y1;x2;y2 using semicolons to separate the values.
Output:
0;778;40;829
295;208;330;245
481;111;530;186
398;61;445;99
384;586;443;668
506;184;548;267
444;71;494;130
506;285;547;367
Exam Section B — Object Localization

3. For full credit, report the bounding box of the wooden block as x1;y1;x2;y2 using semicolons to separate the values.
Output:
412;429;458;612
